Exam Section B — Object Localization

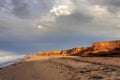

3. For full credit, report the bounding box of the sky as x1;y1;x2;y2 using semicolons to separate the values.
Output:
0;0;120;59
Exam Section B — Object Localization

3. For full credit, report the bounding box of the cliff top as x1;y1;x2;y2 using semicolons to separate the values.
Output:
93;40;120;44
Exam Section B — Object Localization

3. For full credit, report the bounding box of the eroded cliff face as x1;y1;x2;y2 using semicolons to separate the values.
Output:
85;40;120;56
92;41;120;52
37;47;91;56
31;40;120;57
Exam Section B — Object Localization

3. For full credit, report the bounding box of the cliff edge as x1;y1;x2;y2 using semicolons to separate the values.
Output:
27;40;120;58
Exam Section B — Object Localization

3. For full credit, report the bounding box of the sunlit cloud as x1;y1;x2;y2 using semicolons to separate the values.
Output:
50;5;72;16
37;25;45;30
89;5;108;16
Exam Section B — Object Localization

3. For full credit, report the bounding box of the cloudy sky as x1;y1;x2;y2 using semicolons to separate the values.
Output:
0;0;120;58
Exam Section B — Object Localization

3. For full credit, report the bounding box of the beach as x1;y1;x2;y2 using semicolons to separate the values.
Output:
0;56;120;80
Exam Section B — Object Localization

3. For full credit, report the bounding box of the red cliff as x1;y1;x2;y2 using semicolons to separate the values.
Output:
86;40;120;56
37;47;91;56
36;40;120;57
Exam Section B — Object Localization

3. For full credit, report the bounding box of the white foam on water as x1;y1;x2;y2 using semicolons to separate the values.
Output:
0;55;26;67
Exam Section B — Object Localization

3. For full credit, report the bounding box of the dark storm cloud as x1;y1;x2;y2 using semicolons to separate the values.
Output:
0;0;31;19
0;32;108;54
0;0;120;55
55;12;92;28
0;0;6;8
36;0;54;9
90;0;120;7
9;0;55;19
11;0;31;18
0;0;8;11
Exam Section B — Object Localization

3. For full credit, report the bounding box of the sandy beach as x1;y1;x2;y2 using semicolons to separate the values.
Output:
0;56;120;80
